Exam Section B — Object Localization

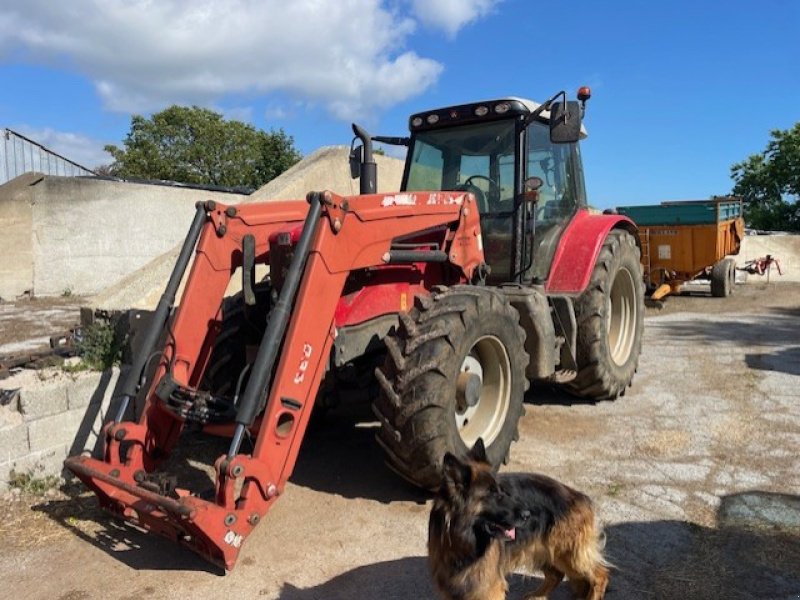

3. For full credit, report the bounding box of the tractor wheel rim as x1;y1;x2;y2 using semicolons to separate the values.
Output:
455;335;511;447
607;266;637;366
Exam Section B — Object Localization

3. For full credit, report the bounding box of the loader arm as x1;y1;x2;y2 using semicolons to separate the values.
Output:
66;189;483;570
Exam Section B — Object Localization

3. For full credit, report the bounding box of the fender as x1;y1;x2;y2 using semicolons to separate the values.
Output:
545;209;639;294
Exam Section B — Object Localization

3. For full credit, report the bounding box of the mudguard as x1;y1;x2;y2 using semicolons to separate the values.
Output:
545;209;639;294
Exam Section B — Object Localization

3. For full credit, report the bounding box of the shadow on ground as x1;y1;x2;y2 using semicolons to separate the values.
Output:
33;402;426;573
605;507;800;599
30;483;222;574
745;346;800;376
275;556;552;600
276;496;800;600
288;404;429;504
606;491;800;599
653;313;799;348
525;382;619;407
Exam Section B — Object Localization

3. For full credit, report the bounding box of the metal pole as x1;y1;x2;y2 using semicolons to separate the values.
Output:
113;202;209;422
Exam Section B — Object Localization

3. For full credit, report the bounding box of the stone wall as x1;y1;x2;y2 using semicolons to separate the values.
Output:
0;367;125;491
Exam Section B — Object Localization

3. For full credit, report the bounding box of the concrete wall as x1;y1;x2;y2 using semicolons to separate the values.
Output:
739;234;800;282
92;147;406;310
0;367;125;491
0;173;39;299
27;176;246;297
0;147;404;301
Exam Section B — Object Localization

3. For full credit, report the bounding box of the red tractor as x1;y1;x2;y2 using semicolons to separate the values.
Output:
65;89;644;569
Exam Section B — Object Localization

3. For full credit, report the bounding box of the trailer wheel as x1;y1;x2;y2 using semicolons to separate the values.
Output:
201;281;273;398
373;286;529;490
711;258;736;297
566;229;644;400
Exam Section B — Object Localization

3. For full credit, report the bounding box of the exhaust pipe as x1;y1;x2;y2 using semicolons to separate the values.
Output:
352;123;376;195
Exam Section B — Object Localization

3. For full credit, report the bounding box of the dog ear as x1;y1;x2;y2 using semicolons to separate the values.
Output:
468;438;488;463
442;452;471;490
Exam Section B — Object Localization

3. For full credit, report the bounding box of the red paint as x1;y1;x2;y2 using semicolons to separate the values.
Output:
65;190;484;570
546;209;638;294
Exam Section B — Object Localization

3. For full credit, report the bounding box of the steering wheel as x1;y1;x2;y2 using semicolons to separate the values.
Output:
453;182;489;214
464;175;502;200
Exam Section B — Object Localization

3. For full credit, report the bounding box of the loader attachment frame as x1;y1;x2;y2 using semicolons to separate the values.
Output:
65;189;484;570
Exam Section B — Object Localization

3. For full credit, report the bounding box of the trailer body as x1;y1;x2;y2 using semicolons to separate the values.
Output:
617;198;745;298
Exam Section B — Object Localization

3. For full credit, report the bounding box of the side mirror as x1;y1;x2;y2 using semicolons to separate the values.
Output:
523;176;543;204
348;144;362;179
549;100;582;144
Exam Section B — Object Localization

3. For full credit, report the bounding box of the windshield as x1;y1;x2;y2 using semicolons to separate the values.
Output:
404;120;516;214
404;119;518;281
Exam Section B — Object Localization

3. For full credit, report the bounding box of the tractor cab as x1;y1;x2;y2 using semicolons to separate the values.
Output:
400;94;590;284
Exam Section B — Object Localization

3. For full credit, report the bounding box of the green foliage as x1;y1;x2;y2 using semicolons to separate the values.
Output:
61;360;91;374
104;106;302;189
731;123;800;231
77;321;122;371
8;468;61;495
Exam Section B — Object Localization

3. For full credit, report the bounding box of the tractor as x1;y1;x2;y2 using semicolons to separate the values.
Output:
65;88;645;570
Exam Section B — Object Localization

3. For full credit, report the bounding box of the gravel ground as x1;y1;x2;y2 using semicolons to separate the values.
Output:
0;282;798;599
0;296;83;355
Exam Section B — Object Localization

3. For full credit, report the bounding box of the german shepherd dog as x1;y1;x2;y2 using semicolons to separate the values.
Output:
428;439;609;600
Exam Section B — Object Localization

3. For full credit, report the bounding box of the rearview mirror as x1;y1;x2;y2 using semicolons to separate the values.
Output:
349;144;362;179
549;100;581;144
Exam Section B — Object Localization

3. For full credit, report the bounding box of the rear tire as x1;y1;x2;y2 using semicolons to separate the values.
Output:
711;258;736;297
373;286;529;490
566;230;645;400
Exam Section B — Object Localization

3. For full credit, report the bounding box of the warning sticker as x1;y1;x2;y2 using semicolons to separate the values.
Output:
658;245;672;260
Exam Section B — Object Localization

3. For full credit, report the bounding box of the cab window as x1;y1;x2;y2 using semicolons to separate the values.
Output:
524;122;583;281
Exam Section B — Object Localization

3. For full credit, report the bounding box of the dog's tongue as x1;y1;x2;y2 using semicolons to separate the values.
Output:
504;527;516;541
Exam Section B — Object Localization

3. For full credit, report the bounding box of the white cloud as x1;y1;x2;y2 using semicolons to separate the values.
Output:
12;126;110;170
265;104;290;121
0;0;447;120
221;106;254;123
410;0;502;38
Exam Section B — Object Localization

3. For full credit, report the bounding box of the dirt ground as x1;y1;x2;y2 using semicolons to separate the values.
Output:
1;282;799;599
0;295;84;355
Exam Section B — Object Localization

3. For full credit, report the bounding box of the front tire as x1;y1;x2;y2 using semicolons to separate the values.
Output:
566;230;645;400
373;286;529;490
202;281;273;398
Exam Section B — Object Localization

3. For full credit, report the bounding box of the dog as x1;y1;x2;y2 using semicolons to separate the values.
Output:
428;439;609;600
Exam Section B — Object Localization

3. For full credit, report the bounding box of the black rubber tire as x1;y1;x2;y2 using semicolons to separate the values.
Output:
373;285;529;490
566;230;645;400
710;258;736;298
201;281;273;398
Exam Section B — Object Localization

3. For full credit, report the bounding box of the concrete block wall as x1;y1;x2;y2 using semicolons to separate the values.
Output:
0;367;126;491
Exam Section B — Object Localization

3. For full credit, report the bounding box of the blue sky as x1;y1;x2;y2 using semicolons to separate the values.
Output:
1;0;798;209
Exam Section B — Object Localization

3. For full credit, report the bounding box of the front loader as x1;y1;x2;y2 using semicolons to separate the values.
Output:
65;88;645;569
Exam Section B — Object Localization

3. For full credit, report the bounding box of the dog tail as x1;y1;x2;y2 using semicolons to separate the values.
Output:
575;518;614;572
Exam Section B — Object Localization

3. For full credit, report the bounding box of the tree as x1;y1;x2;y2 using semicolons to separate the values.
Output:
731;123;800;231
105;106;301;189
